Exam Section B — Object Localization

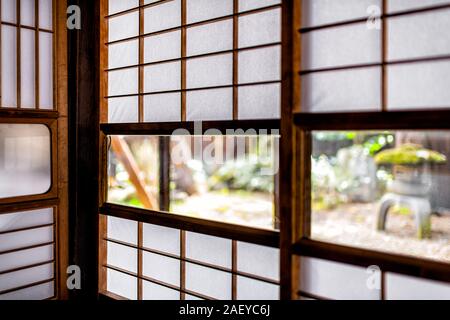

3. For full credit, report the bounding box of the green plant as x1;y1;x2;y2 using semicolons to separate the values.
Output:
374;144;447;165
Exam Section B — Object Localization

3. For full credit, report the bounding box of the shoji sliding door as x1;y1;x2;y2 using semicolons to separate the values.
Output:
288;0;450;300
99;0;284;300
0;0;68;300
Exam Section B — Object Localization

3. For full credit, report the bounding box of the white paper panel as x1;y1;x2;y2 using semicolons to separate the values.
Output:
185;263;231;300
0;226;53;252
39;0;52;30
21;0;35;26
388;0;450;13
187;54;232;89
0;263;53;292
107;269;137;299
143;252;180;286
186;88;233;121
108;68;138;96
39;32;53;109
107;216;138;245
1;26;17;108
108;97;139;123
0;208;53;233
0;281;54;300
1;0;17;23
144;62;181;92
185;232;231;268
302;0;381;27
144;93;181;122
0;124;51;198
387;61;450;110
385;273;450;300
238;83;280;119
388;9;450;60
142;223;180;255
107;242;137;273
185;294;203;300
144;31;181;63
187;19;233;56
239;0;281;12
302;23;381;70
109;12;139;42
0;244;53;273
187;0;233;24
237;242;279;281
236;276;279;300
301;67;381;112
238;46;281;83
109;40;139;69
300;257;381;300
144;0;180;34
21;29;36;109
143;281;180;300
238;9;281;48
109;0;138;15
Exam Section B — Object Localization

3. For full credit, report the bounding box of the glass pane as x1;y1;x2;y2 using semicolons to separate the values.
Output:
0;124;51;199
107;136;160;210
311;130;450;263
107;134;279;230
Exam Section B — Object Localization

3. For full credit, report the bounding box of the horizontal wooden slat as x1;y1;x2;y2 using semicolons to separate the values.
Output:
101;119;280;135
100;203;279;248
294;110;450;130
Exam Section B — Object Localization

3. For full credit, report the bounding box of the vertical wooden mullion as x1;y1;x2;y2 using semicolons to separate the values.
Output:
35;0;40;109
159;136;170;211
181;0;186;122
232;0;239;120
180;230;186;300
381;0;388;112
138;0;144;122
17;0;21;109
231;240;237;300
137;222;143;300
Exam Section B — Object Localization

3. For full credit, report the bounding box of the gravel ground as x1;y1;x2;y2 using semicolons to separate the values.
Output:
312;203;450;262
